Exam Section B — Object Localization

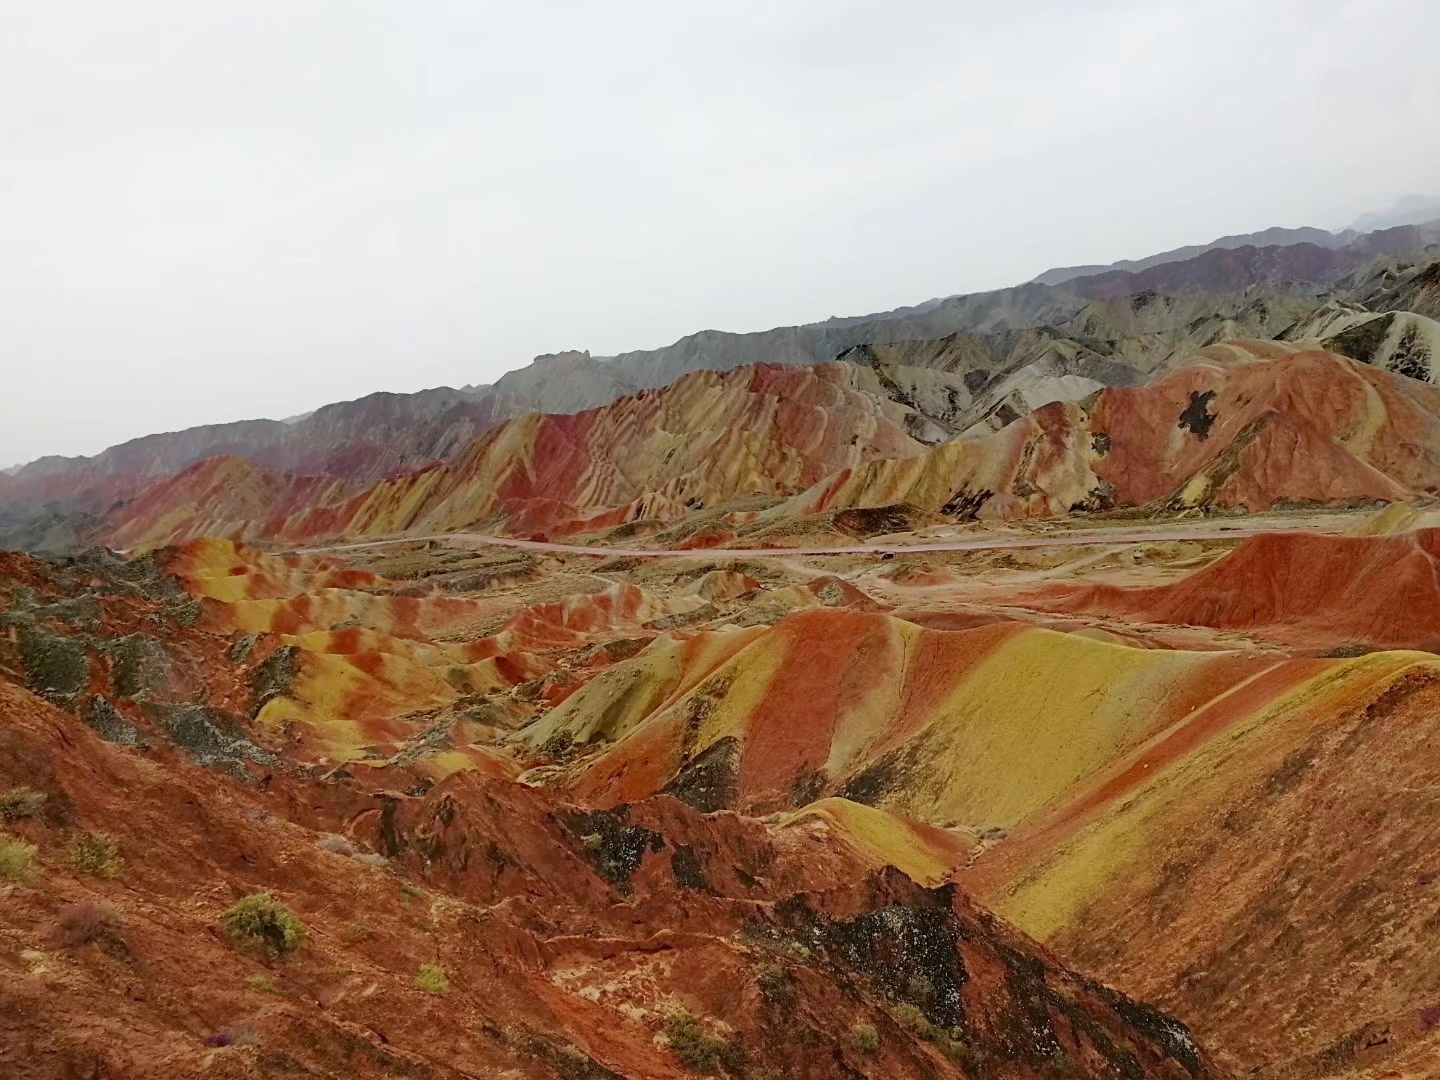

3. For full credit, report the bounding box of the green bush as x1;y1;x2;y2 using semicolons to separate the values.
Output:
62;832;124;878
663;1014;746;1075
0;834;38;882
0;787;46;823
890;1005;984;1068
851;1022;880;1053
246;974;281;995
414;964;449;994
891;1003;937;1040
223;893;307;955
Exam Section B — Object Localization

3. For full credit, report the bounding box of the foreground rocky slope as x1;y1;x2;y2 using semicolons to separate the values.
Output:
0;543;1218;1080
12;502;1440;1078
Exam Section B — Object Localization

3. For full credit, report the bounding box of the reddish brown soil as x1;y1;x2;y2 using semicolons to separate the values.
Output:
0;546;1218;1080
1009;529;1440;653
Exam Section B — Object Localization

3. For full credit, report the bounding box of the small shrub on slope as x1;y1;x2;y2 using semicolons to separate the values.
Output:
50;900;129;953
414;964;449;994
223;893;306;955
0;787;46;822
0;834;37;882
62;832;124;878
663;1013;746;1075
851;1022;880;1053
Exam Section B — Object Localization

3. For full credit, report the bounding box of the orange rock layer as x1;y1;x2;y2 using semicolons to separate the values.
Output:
98;342;1440;549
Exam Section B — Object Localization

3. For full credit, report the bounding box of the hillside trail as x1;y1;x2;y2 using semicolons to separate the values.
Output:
303;513;1361;559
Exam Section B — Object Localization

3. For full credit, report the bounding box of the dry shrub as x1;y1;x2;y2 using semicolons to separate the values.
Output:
663;1014;746;1075
851;1022;880;1053
0;834;37;882
51;900;129;953
62;832;124;879
315;834;355;857
0;787;46;823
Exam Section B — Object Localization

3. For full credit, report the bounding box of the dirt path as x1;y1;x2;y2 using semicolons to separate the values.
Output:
306;518;1351;559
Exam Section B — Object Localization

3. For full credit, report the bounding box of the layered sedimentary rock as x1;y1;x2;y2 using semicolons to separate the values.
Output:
1007;528;1440;653
100;363;933;547
0;538;1218;1080
775;342;1440;522
80;342;1440;550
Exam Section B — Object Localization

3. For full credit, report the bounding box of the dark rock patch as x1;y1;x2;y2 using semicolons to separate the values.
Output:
1177;390;1218;440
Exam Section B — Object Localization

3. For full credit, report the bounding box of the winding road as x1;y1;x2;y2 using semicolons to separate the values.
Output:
307;517;1352;559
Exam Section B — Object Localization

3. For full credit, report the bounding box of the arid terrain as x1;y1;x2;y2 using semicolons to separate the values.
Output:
5;229;1440;1079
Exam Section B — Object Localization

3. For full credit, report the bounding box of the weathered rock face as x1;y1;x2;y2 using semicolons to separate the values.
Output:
94;362;937;548
15;497;1440;1077
772;343;1440;523
0;542;1219;1080
69;340;1440;551
1006;528;1440;653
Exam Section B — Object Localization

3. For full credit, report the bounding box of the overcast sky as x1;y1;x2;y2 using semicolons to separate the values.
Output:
3;0;1438;466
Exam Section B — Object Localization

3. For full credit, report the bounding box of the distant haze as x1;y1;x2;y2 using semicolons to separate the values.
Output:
3;0;1438;466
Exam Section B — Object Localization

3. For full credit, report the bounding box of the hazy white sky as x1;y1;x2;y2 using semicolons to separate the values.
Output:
3;0;1438;465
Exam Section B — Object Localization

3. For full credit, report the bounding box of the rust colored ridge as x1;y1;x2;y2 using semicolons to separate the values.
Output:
102;455;359;551
774;797;981;887
959;649;1440;1078
0;386;518;514
770;343;1440;522
1009;528;1440;653
551;606;1371;829
96;362;931;549
91;344;1440;550
0;676;1218;1080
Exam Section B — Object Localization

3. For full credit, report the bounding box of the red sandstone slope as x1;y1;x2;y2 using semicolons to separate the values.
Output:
1006;528;1440;653
99;363;932;548
101;456;358;551
93;341;1440;550
775;342;1440;522
1088;342;1440;508
0;547;1217;1080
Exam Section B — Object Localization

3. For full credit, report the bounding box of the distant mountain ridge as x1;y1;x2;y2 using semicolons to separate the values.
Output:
1032;225;1353;286
4;204;1440;540
1349;193;1440;232
1032;217;1440;287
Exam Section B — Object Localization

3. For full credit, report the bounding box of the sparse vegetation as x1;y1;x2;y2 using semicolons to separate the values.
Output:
0;787;46;823
415;963;450;993
62;831;124;878
315;833;356;857
756;964;795;1010
339;922;372;943
892;1002;937;1039
662;1013;746;1075
851;1022;880;1053
223;893;307;955
50;900;128;952
890;1005;983;1067
0;834;38;882
246;974;281;995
